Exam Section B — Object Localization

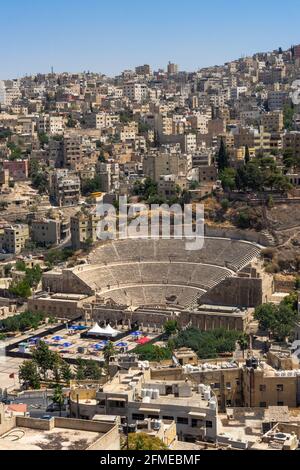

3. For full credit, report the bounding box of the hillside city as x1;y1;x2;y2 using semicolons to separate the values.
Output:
1;43;300;451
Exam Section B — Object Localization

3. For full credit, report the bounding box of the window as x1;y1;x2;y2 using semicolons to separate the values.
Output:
205;421;213;429
259;385;266;392
147;415;159;420
277;384;284;392
226;382;231;390
277;401;284;406
260;402;267;408
192;419;203;428
98;400;105;407
177;417;188;425
214;383;220;389
132;413;144;421
162;416;174;421
108;400;125;408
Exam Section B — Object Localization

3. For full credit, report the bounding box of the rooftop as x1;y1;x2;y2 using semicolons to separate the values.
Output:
0;426;103;451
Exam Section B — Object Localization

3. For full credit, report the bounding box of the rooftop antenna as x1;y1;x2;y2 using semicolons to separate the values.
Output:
51;66;54;75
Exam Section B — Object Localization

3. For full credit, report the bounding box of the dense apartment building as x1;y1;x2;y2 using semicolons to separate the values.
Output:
143;149;190;182
135;64;151;76
85;112;119;129
62;135;83;170
50;169;81;207
37;114;64;135
283;132;300;159
70;212;100;250
167;62;178;75
69;368;218;443
261;111;284;133
0;224;29;254
30;218;70;247
3;160;28;180
123;82;148;103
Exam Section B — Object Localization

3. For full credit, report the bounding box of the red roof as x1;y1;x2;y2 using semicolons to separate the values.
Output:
137;337;150;345
7;404;27;413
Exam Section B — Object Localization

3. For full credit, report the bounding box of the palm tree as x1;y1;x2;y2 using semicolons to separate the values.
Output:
103;341;116;369
238;335;249;359
53;384;65;417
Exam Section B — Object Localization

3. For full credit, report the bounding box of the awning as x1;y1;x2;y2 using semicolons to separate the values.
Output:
107;397;127;402
188;411;206;418
139;408;161;413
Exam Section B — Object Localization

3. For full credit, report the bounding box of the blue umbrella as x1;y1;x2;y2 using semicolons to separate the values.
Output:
63;342;72;348
29;338;38;343
52;336;63;341
131;331;142;337
116;342;128;347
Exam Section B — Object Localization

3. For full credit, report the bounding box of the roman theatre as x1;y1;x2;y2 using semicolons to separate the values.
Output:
30;237;274;332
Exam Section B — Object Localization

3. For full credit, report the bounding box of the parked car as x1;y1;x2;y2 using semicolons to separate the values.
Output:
46;402;66;412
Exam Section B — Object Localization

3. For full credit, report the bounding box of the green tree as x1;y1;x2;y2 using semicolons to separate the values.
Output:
32;341;55;380
52;352;62;384
134;343;173;362
75;358;86;380
283;103;295;130
103;342;116;368
216;138;229;171
7;142;22;160
245;145;250;164
60;361;74;384
125;433;167;451
220;168;236;191
19;360;41;390
221;198;230;212
38;132;49;147
254;303;276;331
53;384;65;417
238;334;249;358
254;299;298;341
84;360;103;380
81;175;102;196
15;260;26;271
9;279;32;298
163;320;179;337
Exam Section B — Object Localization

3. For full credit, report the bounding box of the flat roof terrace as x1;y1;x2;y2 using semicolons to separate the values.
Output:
0;426;103;450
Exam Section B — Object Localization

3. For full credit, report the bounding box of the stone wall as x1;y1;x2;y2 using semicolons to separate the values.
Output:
90;305;250;332
274;277;296;293
27;297;81;319
0;404;16;436
87;425;120;450
205;225;270;246
16;416;54;430
201;277;263;308
42;270;93;296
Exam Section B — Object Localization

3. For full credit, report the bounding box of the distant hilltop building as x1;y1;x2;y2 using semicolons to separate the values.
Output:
167;62;178;75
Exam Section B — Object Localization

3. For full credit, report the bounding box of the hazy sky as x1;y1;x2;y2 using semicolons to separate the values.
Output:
1;0;300;78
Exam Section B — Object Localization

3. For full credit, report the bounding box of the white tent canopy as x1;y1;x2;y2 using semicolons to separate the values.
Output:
88;323;119;337
103;324;119;337
88;323;107;335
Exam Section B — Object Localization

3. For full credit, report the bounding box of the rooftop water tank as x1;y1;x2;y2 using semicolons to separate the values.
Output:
209;398;217;410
